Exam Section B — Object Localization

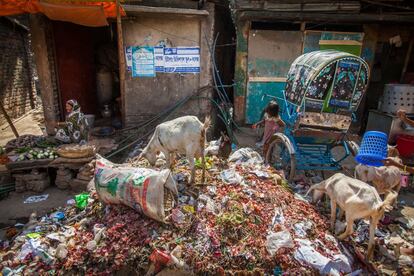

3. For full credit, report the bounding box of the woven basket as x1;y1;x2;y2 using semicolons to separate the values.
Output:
57;144;96;159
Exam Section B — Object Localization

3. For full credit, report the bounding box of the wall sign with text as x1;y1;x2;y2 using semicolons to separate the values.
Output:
125;46;200;77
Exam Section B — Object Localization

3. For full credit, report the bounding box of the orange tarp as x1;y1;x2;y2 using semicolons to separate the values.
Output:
0;0;125;27
39;2;108;27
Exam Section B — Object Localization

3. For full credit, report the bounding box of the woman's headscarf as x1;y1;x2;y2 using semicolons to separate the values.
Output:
67;99;80;114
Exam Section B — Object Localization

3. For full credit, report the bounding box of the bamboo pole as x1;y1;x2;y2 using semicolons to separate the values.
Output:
116;0;126;127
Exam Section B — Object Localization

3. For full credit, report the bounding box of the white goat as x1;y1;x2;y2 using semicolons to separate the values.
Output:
306;173;397;260
355;156;402;196
140;116;210;184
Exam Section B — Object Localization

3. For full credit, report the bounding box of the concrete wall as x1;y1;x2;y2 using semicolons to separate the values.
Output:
122;5;214;127
0;19;36;126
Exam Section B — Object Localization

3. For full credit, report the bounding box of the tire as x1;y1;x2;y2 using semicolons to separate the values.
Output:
265;133;296;181
346;140;360;156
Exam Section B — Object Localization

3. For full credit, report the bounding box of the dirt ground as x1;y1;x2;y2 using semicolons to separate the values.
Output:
0;187;77;228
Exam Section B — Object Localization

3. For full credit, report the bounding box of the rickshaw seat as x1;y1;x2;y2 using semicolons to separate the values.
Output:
293;112;351;140
293;128;346;141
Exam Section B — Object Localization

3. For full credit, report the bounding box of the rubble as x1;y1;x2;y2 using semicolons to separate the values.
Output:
55;168;73;190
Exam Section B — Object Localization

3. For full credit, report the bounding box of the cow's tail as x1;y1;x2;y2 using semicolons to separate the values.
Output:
200;116;211;184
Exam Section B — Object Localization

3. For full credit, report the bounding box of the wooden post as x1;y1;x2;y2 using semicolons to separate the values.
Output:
0;102;19;138
401;37;413;83
116;0;126;127
29;14;58;135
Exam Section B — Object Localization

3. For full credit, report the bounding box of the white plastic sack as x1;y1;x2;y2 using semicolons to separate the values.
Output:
220;168;244;185
94;155;178;222
294;239;352;275
205;139;220;156
294;221;313;238
265;230;294;256
228;148;263;164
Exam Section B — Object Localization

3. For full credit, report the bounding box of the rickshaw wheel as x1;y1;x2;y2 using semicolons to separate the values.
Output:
266;134;296;181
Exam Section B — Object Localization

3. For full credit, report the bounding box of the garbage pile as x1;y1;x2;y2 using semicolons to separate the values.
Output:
291;172;414;275
0;148;412;275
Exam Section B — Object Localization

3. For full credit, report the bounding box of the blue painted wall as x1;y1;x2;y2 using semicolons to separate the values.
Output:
245;82;286;124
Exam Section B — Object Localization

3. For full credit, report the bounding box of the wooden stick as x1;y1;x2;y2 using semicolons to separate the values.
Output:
400;37;413;83
0;102;19;138
116;0;126;127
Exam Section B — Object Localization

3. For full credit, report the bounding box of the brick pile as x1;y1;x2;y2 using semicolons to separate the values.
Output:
13;169;49;192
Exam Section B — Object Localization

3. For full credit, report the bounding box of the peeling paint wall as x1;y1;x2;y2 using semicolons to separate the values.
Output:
122;4;214;127
248;30;302;78
245;30;302;124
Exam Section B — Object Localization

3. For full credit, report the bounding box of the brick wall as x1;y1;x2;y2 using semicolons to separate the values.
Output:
0;18;37;126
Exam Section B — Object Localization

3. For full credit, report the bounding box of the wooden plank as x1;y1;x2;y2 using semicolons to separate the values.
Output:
264;2;360;12
29;15;58;135
248;76;287;82
238;11;414;23
6;159;53;171
319;40;362;46
123;5;209;16
400;37;414;82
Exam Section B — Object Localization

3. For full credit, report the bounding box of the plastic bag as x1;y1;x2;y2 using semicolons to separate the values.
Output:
228;148;263;164
75;193;89;210
204;139;220;156
94;155;178;222
220;169;243;185
265;230;294;256
294;239;352;275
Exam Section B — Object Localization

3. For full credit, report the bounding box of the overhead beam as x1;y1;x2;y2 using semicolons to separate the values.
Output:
238;10;414;23
122;4;209;16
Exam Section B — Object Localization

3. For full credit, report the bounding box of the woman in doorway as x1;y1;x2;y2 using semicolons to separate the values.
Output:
55;99;88;144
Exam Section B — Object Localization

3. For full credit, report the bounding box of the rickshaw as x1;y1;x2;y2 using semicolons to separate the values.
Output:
263;50;370;180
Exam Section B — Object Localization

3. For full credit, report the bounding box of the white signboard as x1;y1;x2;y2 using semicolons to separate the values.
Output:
154;46;165;72
132;47;155;77
163;47;200;73
125;46;133;71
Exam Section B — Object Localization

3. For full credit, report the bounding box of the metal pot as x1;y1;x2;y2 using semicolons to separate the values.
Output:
101;105;112;118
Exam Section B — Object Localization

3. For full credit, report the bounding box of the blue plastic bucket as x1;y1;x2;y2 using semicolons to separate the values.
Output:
355;131;388;167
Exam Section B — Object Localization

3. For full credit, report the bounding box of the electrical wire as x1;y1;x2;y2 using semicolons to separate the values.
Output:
360;0;414;11
107;30;248;158
105;86;212;158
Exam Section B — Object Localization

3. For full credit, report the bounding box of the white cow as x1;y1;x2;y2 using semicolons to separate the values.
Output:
140;116;210;184
306;173;397;260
